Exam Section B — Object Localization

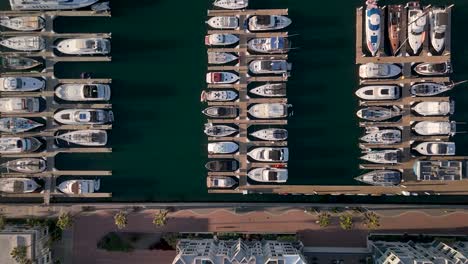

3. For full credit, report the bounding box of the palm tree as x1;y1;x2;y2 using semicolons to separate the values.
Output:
114;211;128;229
364;211;380;229
56;213;73;230
339;214;353;230
153;210;169;227
10;246;32;264
317;212;331;227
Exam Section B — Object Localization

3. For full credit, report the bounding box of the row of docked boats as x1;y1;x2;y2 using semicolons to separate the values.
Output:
206;34;290;54
8;0;108;10
358;61;452;79
206;14;291;32
365;1;449;55
202;103;292;119
0;36;110;55
0;176;100;195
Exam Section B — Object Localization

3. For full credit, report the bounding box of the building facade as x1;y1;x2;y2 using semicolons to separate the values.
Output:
370;239;468;263
0;225;52;264
173;238;308;264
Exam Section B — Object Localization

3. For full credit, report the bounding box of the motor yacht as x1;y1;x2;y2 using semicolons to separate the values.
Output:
206;16;239;29
55;84;111;101
412;101;454;116
413;142;455;156
413;121;456;136
359;63;401;78
9;0;99;10
56;38;111;55
208;142;239;154
0;178;39;193
247;147;289;162
430;7;448;52
205;34;239;46
356;106;401;121
249;60;291;74
355;170;401;186
202;106;239;118
0;16;45;31
213;0;248;9
0;77;44;92
54;109;114;125
200;90;238;102
248;15;291;31
355;85;400;100
205;159;239;172
204;123;238;137
248;167;288;183
206;72;239;84
0;97;40;113
250;128;288;141
414;62;452;76
0;36;45;51
248;103;290;119
365;0;381;56
1;158;46;173
58;179;100;194
247;36;290;54
1;56;41;70
0;117;43;133
388;5;403;55
361;128;401;144
207;52;238;64
361;149;400;164
0;137;41;154
408;1;427;54
206;176;237;188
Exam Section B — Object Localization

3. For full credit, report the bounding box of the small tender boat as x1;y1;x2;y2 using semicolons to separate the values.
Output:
58;179;100;194
202;106;239;118
207;52;238;64
388;5;403;55
0;97;40;113
207;176;237;188
356;106;401;121
355;85;400;100
359;63;401;78
56;38;111;55
429;7;448;53
57;130;107;146
407;1;427;54
206;72;239;84
54;109;114;125
413;142;455;156
250;83;286;97
0;16;45;31
0;36;45;51
361;149;400;164
200;90;238;102
0;137;41;154
204;123;238;137
213;0;248;10
9;0;99;10
0;77;45;92
355;170;401;186
413;121;456;136
205;34;239;46
1;158;46;173
206;16;239;29
365;0;381;56
1;56;41;70
0;117;43;133
248;167;288;183
412;101;454;116
55;84;111;101
361;128;401;144
249;60;292;74
248;15;292;31
410;82;452;96
205;159;239;172
247;37;290;54
0;178;39;193
248;103;290;119
250;128;288;141
208;142;239;154
248;147;289;162
414;62;452;76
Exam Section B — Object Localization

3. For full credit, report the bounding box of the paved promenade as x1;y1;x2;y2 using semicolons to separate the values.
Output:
70;208;468;264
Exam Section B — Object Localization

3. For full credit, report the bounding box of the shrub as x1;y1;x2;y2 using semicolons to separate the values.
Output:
339;214;353;230
153;210;169;227
364;212;380;230
56;213;73;230
97;232;133;252
114;211;127;229
318;212;331;228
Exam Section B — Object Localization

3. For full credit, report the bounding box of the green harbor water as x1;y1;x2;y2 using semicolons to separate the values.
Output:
2;0;468;203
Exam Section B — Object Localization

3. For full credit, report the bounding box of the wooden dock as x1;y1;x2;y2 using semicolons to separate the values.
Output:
0;9;112;204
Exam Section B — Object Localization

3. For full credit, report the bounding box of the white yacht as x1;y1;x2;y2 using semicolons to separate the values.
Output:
430;8;448;52
359;63;401;78
207;176;236;188
0;117;43;133
415;62;452;76
360;150;400;164
247;147;289;162
247;37;290;54
1;158;46;173
0;97;40;113
365;0;381;56
0;77;45;92
204;123;238;137
202;106;239;118
9;0;99;10
355;86;400;100
57;179;100;194
205;34;239;46
248;168;288;183
0;16;45;31
206;16;239;29
57;130;107;146
413;121;456;136
356;106;401;121
248;15;291;31
250;83;286;97
54;109;113;125
213;0;248;10
0;137;41;154
355;170;401;186
249;60;291;74
407;1;427;54
410;82;452;96
207;142;239;154
0;36;45;51
413;142;455;156
207;52;238;64
361;128;401;144
412;101;454;116
55;84;111;101
200;90;238;102
248;103;290;119
206;72;239;84
250;128;288;141
56;38;110;55
0;178;39;193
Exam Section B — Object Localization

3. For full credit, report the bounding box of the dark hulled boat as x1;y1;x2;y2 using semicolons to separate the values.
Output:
388;5;402;55
202;106;239;118
205;159;239;172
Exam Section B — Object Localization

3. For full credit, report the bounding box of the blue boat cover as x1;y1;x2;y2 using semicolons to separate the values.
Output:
271;37;284;49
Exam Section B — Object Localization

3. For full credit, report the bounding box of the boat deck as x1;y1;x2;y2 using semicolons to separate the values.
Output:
0;10;112;204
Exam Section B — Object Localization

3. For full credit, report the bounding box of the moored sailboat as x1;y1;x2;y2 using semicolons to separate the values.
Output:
1;158;46;173
0;117;43;133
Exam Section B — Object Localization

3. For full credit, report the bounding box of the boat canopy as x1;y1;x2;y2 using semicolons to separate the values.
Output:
255;15;272;25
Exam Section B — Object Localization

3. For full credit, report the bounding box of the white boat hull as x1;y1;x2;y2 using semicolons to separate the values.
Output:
0;77;45;92
208;142;239;154
248;103;289;119
412;101;454;116
0;117;43;133
206;72;239;84
365;7;381;56
413;121;455;136
250;83;286;97
0;97;40;113
57;129;108;146
0;178;39;193
200;90;238;102
0;36;44;51
213;0;248;9
248;168;288;183
250;128;288;141
55;84;111;101
355;86;400;100
205;34;239;46
413;142;455;156
9;0;99;10
58;179;100;194
247;147;289;162
56;38;111;55
359;63;401;78
408;8;427;54
54;109;114;125
207;52;238;64
0;16;45;31
206;16;239;29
